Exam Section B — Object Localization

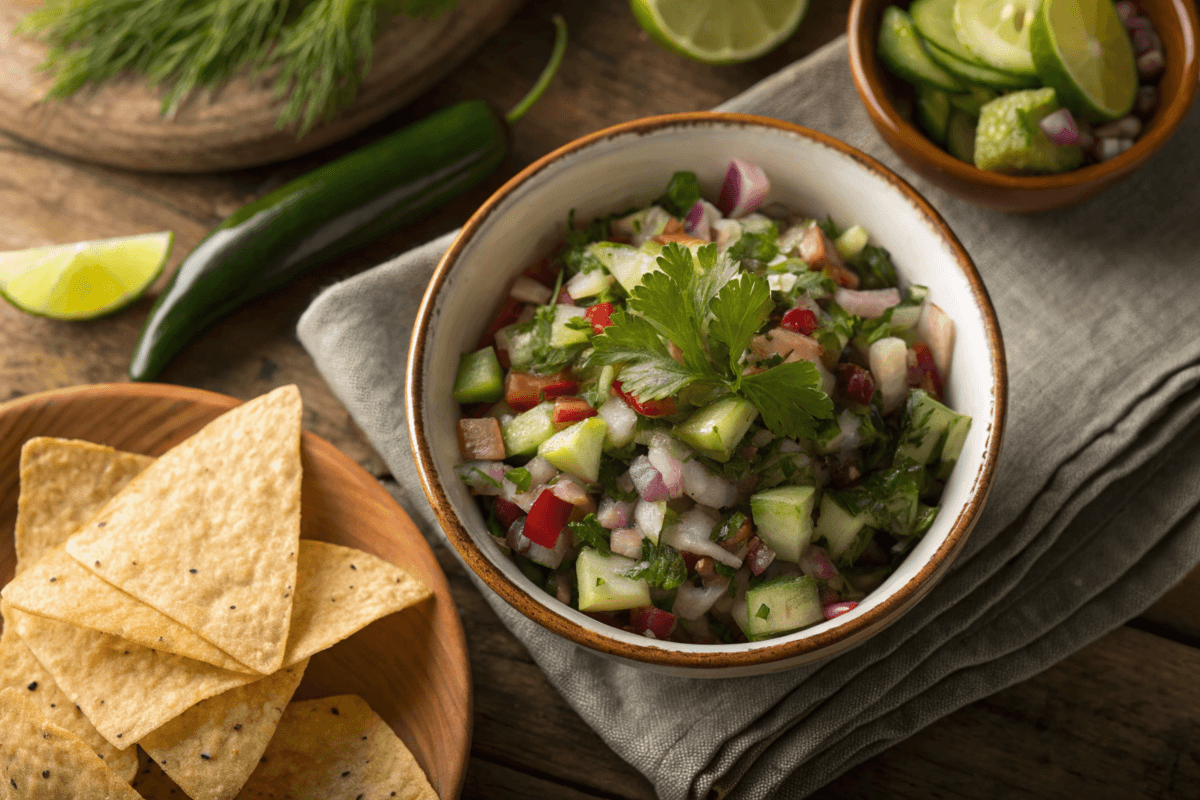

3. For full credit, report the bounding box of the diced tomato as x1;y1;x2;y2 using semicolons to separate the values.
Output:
493;498;523;529
630;606;677;639
479;297;522;348
584;302;615;335
552;396;597;428
456;418;505;461
823;601;859;620
505;371;580;413
556;287;574;305
837;363;876;406
911;343;944;400
654;232;707;246
524;490;573;548
662;217;685;236
521;257;558;288
612;380;677;417
780;308;818;336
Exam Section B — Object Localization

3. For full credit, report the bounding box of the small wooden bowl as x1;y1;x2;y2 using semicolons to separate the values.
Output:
0;384;471;799
847;0;1200;212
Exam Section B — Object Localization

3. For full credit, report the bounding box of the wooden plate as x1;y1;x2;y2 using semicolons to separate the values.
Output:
0;383;471;798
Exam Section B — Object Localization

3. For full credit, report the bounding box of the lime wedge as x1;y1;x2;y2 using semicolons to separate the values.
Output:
1030;0;1137;121
0;232;172;320
953;0;1041;76
630;0;809;65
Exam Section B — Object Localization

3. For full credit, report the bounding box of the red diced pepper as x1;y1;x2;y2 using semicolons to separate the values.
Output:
837;363;876;406
912;342;944;400
630;606;677;639
612;380;677;418
479;297;523;348
493;498;523;529
552;396;597;428
505;371;581;413
584;302;615;335
524;490;573;548
780;308;818;336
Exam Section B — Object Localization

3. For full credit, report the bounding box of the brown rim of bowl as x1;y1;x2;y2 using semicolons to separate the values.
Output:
407;111;1008;669
0;382;473;796
847;0;1200;192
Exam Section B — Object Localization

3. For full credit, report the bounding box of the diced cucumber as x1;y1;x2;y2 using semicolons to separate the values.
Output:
834;224;870;261
565;268;614;301
587;242;660;293
937;413;972;480
452;347;503;404
815;493;875;565
495;323;537;372
949;85;1000;116
549;304;588;348
745;575;823;640
946;108;978;163
502;402;557;457
739;213;778;236
537;417;608;482
878;7;965;92
576;548;651;612
916;85;953;145
612;206;671;246
673;396;759;462
750;485;817;563
895;389;966;467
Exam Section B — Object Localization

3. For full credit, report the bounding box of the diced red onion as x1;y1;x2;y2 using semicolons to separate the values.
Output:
629;455;670;502
551;478;590;507
507;519;570;569
1138;49;1164;79
823;601;859;620
597;496;635;529
717;158;770;218
1093;115;1142;139
634;499;667;542
661;508;743;569
455;461;507;495
746;536;776;576
630;606;677;639
555;574;572;605
1038;108;1079;146
868;337;909;415
684;200;711;241
1131;26;1162;55
610;528;645;558
524;456;558;487
819;585;841;606
916;302;955;382
672;580;730;620
799;545;840;582
833;287;902;319
1124;14;1153;33
681;459;738;509
1096;137;1135;161
509;276;552;305
837;410;862;455
648;444;685;499
1115;1;1137;23
598;395;637;448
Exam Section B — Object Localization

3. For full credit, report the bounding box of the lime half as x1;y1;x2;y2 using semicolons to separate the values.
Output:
953;0;1041;76
630;0;809;65
0;232;172;320
1030;0;1137;121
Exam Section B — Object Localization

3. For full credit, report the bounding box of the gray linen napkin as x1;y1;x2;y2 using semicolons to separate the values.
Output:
297;36;1200;799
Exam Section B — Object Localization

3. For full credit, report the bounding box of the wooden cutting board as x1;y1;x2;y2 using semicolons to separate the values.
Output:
0;0;525;173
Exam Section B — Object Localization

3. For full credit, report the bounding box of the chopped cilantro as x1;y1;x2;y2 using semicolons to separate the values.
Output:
755;603;771;620
709;618;737;643
598;456;638;502
567;514;611;556
713;562;737;578
556;208;628;275
596;577;605;587
711;511;748;543
726;231;779;264
468;467;502;490
817;216;842;240
504;468;532;492
485;506;506;539
851;245;898;290
657;171;702;218
516;304;589;375
624;539;687;590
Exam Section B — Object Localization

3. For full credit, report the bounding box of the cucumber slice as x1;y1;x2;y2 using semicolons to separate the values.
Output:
949;85;1000;116
945;109;978;163
673;396;759;462
815;493;875;565
565;268;614;301
878;7;965;92
834;224;869;261
549;304;588;348
452;347;504;404
576;548;651;612
915;85;953;145
911;0;983;63
745;575;823;640
926;40;1042;90
750;485;818;563
502;402;557;457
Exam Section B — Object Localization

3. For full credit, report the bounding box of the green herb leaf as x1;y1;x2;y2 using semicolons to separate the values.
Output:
740;361;834;441
590;311;699;400
711;511;747;543
817;216;842;240
624;539;687;590
598;456;638;502
657;171;702;218
726;231;779;264
567;514;611;556
468;467;502;490
851;245;898;290
755;603;771;620
505;468;532;492
708;273;772;379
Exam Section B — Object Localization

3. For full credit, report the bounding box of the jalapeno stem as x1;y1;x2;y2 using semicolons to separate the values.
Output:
505;14;568;126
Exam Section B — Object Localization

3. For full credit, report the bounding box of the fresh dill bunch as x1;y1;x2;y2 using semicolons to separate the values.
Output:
18;0;456;136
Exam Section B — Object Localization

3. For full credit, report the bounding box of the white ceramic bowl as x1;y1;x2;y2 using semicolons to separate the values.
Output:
408;113;1006;677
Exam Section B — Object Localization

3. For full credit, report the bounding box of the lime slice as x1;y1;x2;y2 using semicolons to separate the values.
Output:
1030;0;1137;121
0;232;172;320
953;0;1041;76
630;0;809;65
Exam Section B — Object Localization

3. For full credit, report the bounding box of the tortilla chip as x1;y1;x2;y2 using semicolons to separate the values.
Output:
66;385;303;674
236;695;438;800
2;547;253;674
140;659;309;800
284;541;431;665
14;438;152;576
7;607;258;749
0;624;137;783
0;687;141;799
130;750;186;798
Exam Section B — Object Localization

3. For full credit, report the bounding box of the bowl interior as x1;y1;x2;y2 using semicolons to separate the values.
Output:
0;384;471;798
414;116;1005;674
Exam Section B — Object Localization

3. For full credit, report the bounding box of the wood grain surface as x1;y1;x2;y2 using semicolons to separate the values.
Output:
0;0;1197;797
0;384;472;800
0;0;525;172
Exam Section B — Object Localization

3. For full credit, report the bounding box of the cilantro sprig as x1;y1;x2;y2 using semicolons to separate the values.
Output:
591;243;833;440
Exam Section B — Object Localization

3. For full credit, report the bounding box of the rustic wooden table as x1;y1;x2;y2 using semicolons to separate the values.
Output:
1;1;1197;797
